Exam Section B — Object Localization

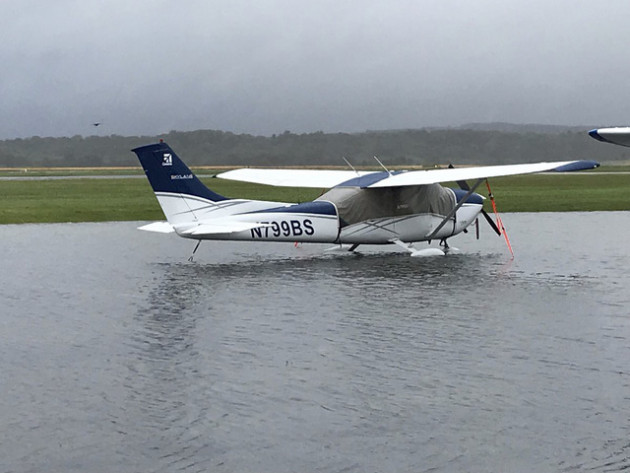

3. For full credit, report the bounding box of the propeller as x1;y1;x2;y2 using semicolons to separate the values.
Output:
448;164;501;236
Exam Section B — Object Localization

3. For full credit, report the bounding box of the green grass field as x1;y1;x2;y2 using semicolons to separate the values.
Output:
1;171;628;224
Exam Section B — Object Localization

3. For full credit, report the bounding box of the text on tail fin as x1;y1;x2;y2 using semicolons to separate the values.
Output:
132;142;227;202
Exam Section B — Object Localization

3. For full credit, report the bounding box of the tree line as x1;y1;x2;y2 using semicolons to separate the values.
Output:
1;125;627;168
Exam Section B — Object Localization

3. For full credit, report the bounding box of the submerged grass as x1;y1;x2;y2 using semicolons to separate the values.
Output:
1;171;628;224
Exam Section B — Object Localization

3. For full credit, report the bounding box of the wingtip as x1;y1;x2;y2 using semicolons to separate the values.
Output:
588;127;630;147
552;160;600;172
588;129;605;142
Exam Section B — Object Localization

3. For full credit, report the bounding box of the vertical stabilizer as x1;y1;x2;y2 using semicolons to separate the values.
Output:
132;142;226;225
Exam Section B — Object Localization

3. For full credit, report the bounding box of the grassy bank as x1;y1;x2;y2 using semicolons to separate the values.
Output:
1;171;628;224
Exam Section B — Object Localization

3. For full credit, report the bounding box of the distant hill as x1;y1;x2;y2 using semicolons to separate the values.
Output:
1;124;628;167
369;123;594;134
455;122;594;134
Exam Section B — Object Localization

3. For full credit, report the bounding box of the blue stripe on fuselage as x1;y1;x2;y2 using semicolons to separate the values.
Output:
250;200;338;216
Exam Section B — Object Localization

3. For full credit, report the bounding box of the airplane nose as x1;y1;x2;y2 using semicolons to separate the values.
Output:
452;188;484;205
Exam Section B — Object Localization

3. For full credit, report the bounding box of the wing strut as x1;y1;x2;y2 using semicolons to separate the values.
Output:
427;178;485;241
485;179;514;258
188;240;201;262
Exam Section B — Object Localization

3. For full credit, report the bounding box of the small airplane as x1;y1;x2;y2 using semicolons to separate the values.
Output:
132;140;599;259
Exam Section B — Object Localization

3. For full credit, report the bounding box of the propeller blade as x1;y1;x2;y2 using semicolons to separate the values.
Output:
449;164;500;236
481;209;502;236
448;163;470;190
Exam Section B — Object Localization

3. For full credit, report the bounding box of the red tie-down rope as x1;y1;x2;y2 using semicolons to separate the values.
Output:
485;179;514;258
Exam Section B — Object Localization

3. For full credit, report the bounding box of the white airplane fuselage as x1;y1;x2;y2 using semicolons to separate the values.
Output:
159;192;483;244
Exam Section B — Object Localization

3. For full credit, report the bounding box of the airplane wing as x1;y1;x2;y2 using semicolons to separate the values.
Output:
367;160;599;188
216;160;599;189
589;127;630;147
217;168;372;188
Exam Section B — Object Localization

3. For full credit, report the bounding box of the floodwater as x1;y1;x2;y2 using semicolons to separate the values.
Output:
1;212;629;473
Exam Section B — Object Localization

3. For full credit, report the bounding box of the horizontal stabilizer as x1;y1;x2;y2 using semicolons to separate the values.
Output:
138;221;175;233
180;221;272;236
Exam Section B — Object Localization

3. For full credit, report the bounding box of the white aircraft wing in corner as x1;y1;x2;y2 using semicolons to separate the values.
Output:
589;127;630;147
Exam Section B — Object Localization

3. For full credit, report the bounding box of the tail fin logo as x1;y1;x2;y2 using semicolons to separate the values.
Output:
162;153;173;166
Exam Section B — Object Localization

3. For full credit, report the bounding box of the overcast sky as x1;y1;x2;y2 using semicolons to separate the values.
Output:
2;0;629;139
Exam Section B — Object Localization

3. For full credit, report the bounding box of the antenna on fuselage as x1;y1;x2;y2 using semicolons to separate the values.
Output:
342;156;360;176
373;155;391;175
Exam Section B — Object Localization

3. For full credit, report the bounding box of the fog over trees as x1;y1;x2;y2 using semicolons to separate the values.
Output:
1;124;627;168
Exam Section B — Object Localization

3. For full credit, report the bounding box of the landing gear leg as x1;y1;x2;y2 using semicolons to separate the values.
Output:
348;243;360;252
188;240;201;262
439;238;458;255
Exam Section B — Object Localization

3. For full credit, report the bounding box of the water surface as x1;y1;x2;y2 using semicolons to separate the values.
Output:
1;213;629;472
